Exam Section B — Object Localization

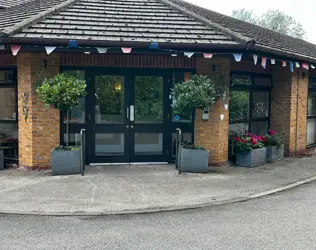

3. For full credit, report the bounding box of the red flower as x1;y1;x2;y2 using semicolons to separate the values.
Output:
251;137;257;145
242;140;247;144
268;130;277;136
262;136;268;143
235;137;242;142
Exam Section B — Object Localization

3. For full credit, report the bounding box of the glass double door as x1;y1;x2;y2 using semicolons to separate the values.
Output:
88;73;170;163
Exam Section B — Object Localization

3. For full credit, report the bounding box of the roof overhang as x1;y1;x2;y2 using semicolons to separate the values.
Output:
1;37;316;64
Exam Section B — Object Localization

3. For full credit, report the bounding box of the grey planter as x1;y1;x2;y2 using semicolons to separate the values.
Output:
236;147;267;168
266;144;284;163
180;147;209;173
0;150;4;170
51;149;81;176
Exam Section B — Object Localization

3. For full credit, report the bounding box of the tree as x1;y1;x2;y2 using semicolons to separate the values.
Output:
36;73;87;147
232;9;306;39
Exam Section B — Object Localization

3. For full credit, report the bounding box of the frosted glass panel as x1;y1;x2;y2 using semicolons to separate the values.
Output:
95;133;124;156
134;133;163;155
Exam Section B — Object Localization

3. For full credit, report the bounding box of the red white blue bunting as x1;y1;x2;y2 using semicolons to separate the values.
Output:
45;46;56;55
5;41;316;72
11;45;21;56
203;53;213;59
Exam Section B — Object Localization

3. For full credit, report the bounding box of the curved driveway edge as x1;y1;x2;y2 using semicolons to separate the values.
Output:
0;157;316;216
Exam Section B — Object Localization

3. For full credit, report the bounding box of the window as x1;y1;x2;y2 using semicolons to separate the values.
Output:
229;73;271;156
0;69;17;138
307;78;316;146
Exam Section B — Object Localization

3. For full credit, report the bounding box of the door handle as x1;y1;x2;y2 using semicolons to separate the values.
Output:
127;107;129;120
130;105;134;122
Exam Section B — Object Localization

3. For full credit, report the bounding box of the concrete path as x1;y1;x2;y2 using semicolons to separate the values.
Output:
0;156;316;216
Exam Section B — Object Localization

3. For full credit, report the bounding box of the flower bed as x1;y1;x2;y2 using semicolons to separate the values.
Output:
233;132;267;168
262;130;284;163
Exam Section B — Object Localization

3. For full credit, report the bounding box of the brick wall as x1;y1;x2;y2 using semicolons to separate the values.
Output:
0;53;16;66
17;53;61;169
231;58;272;74
195;57;230;165
270;66;308;155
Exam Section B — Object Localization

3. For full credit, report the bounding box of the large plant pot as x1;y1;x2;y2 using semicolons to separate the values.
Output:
266;144;284;163
180;147;209;173
236;147;267;168
51;149;81;176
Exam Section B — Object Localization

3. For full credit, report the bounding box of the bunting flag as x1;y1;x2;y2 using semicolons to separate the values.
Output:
270;59;276;65
289;62;294;72
233;53;242;62
45;46;56;55
295;62;300;68
0;44;4;50
149;42;159;49
311;65;316;69
121;47;132;54
261;57;267;69
184;52;194;58
68;40;78;48
282;61;287;67
302;63;309;70
253;54;258;65
203;53;213;59
96;47;108;54
11;45;21;56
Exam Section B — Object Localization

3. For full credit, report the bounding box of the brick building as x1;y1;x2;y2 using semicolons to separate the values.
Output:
0;0;315;169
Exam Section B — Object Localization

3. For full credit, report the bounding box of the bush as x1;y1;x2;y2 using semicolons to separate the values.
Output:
262;130;283;147
171;75;225;115
233;132;264;152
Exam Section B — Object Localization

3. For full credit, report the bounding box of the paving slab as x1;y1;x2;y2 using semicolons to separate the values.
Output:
0;156;316;215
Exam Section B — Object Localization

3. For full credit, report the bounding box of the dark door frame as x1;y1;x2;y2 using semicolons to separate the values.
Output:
60;66;195;164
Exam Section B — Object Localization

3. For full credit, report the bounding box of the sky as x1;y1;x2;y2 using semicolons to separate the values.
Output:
185;0;316;44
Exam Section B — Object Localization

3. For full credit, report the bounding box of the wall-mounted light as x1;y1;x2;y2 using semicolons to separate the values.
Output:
220;114;224;120
224;104;229;110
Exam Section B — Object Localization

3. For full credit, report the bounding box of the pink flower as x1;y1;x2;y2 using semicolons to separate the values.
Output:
268;130;277;135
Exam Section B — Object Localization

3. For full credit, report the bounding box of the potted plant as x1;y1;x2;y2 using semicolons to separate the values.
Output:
180;143;209;173
36;73;87;175
262;130;284;163
233;133;267;168
171;75;225;172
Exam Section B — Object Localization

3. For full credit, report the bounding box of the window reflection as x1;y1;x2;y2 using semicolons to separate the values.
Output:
95;76;124;124
229;91;250;121
63;70;86;124
172;72;192;123
135;76;163;124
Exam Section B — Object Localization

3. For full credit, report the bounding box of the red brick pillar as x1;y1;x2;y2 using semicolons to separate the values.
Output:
271;66;308;155
17;53;61;169
195;57;230;165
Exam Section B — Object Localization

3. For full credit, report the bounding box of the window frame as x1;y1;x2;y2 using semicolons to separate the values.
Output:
0;67;17;124
229;71;272;132
307;77;316;147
